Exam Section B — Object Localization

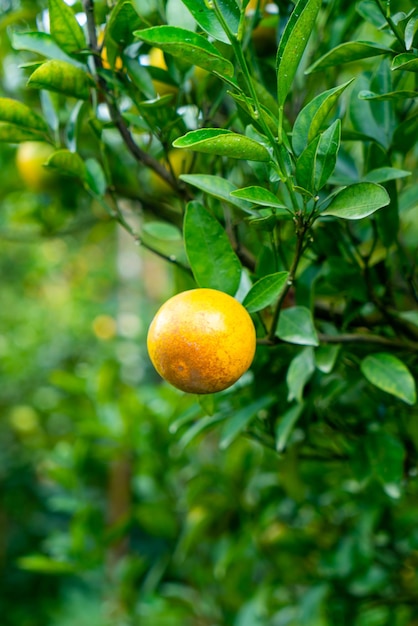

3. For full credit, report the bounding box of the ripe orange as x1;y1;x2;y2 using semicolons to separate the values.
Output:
147;288;256;394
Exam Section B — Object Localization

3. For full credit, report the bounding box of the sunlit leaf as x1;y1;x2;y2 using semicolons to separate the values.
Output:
321;183;390;219
28;60;92;100
48;0;86;55
174;129;270;161
361;353;416;405
179;0;240;44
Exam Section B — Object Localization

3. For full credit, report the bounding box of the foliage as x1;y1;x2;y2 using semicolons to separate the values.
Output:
0;0;417;624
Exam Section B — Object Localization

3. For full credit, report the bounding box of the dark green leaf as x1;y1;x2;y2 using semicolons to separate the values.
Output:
315;344;340;374
28;60;92;100
358;89;418;101
48;0;86;55
219;395;276;449
173;129;270;161
179;174;255;213
177;414;226;451
292;80;353;156
306;41;393;74
276;0;322;107
363;167;411;184
361;353;416;405
184;201;242;295
321;183;390;219
179;0;240;44
405;15;418;50
242;272;289;313
135;26;234;76
276;403;305;452
296;119;341;193
276;306;319;346
366;431;405;497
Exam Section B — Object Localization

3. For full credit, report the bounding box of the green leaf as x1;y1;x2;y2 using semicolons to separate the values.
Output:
183;201;242;295
242;272;289;313
392;53;418;72
219;395;276;449
85;158;107;196
135;25;234;77
0;97;48;133
18;555;76;574
106;1;143;47
358;89;418;101
27;60;92;100
179;0;240;44
275;403;305;452
276;306;319;346
48;0;86;55
177;414;226;452
11;31;84;66
179;174;255;213
315;344;340;374
366;432;405;498
321;183;390;220
405;15;418;50
361;353;416;405
287;347;315;402
276;0;322;107
292;80;353;156
46;149;88;181
306;41;393;74
0;123;46;143
230;186;288;212
173;129;270;162
363;167;411;184
296;119;341;193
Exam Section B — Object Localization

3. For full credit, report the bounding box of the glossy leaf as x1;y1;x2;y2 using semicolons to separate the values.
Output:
134;26;234;76
173;129;270;161
179;174;255;213
46;149;88;181
243;272;289;313
392;53;418;73
219;395;276;449
48;0;86;55
405;14;418;50
275;403;305;452
179;0;240;44
183;201;242;295
306;41;393;74
287;347;315;403
11;31;83;66
321;183;390;219
276;0;321;107
292;80;353;156
296;119;341;193
363;167;411;184
0;98;48;133
230;186;288;211
315;344;340;374
276;306;319;346
28;60;92;100
361;353;416;405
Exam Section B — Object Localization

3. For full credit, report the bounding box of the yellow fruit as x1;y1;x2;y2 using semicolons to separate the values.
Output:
16;141;56;191
148;47;178;96
147;288;256;394
148;148;192;196
98;31;122;70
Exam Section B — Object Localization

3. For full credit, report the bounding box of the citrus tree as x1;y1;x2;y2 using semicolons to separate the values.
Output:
0;0;418;624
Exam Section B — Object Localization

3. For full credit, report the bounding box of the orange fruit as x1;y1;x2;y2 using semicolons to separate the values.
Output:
16;141;56;191
147;288;256;394
148;47;178;96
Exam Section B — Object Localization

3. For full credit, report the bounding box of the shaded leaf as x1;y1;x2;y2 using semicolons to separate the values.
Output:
179;174;255;213
296;119;341;193
363;167;411;184
321;183;390;219
28;60;92;100
315;344;340;374
177;414;226;451
46;149;87;181
358;89;418;101
287;347;315;402
243;272;289;313
173;129;270;162
405;14;418;50
219;395;276;449
361;353;416;405
48;0;86;55
392;53;418;72
276;0;322;107
184;201;242;295
276;306;319;346
306;41;393;74
276;403;305;452
135;25;234;76
366;431;405;498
